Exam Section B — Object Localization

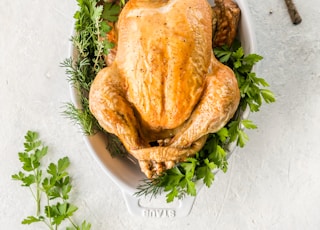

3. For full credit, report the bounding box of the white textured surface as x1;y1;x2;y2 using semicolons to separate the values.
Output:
1;0;320;229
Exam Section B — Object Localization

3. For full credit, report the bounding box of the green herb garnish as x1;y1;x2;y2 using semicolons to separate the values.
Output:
135;41;275;202
63;0;125;135
12;131;91;230
215;41;276;112
63;0;276;203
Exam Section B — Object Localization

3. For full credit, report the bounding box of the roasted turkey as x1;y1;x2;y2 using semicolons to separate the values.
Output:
89;0;241;178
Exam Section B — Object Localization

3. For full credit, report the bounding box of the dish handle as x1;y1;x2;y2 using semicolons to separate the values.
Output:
122;190;198;218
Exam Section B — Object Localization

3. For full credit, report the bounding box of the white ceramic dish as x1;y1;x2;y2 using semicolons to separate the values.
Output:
70;0;256;218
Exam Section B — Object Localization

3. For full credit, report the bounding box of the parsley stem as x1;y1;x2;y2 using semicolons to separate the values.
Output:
36;186;41;216
28;187;37;203
34;169;41;216
46;195;54;230
68;216;79;229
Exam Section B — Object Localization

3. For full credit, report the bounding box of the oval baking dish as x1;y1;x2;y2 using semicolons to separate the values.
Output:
69;0;256;217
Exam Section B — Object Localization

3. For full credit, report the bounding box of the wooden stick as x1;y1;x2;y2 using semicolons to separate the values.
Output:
284;0;302;25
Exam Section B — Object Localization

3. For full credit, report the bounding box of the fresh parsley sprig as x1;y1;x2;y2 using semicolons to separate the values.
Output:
214;40;276;112
12;131;91;230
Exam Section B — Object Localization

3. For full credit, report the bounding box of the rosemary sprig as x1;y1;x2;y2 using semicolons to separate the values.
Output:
63;101;99;136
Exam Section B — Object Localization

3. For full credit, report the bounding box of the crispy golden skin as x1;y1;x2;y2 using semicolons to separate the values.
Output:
212;0;241;47
89;0;240;178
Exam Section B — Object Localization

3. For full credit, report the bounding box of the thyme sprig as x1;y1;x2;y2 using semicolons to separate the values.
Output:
63;0;124;135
